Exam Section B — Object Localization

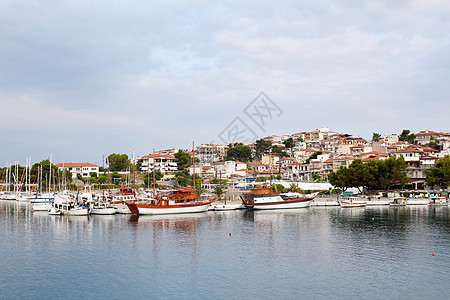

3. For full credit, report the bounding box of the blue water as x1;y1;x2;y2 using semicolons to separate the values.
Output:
0;201;449;299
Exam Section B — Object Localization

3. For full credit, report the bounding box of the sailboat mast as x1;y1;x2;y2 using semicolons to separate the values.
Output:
152;149;156;196
49;153;52;194
192;142;196;194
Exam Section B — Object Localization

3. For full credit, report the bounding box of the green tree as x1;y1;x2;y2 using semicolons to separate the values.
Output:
271;145;288;157
283;138;295;156
90;172;97;178
111;172;124;186
254;139;273;159
305;151;323;164
399;130;416;144
214;186;225;198
424;156;450;189
97;174;107;185
226;143;252;162
29;160;59;191
328;167;351;192
312;173;321;182
378;156;409;191
107;154;130;171
425;137;441;151
174;150;192;170
372;133;381;142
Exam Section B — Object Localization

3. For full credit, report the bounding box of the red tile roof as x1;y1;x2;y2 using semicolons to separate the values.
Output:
55;163;99;168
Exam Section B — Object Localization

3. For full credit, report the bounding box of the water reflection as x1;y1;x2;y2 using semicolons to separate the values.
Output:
0;200;449;299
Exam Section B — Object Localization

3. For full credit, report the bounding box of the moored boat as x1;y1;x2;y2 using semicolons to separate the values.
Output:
339;196;367;208
428;196;448;207
126;188;215;215
90;202;117;215
241;186;317;210
389;197;408;207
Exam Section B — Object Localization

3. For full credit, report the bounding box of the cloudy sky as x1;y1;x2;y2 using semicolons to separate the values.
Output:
1;0;449;166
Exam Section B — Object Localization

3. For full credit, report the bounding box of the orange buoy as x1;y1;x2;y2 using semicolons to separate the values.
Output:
229;232;231;236
432;253;435;256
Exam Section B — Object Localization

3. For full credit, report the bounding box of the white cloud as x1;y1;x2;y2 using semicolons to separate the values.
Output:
0;0;449;163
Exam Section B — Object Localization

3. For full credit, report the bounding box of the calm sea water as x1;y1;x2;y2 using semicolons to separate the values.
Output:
0;201;448;299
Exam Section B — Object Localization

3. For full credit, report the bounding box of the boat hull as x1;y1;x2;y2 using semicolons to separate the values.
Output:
340;203;366;208
65;208;89;216
91;208;117;215
127;201;212;215
253;199;313;210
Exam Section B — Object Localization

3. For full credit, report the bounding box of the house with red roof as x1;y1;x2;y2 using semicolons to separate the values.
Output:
414;130;444;145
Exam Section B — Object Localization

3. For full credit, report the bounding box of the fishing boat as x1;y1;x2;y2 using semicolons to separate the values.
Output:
126;187;215;215
389;197;408;207
241;186;317;210
339;196;367;208
50;193;90;216
428;196;448;207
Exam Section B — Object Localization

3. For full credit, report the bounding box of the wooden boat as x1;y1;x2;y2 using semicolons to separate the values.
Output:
241;186;316;210
339;197;367;208
389;197;408;207
126;187;215;215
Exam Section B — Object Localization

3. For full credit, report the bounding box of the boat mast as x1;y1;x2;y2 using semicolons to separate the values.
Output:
49;153;52;194
152;149;156;196
192;142;196;195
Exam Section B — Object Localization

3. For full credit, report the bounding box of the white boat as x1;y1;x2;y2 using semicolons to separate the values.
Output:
428;196;448;207
241;187;316;210
62;203;90;216
339;197;367;208
389;197;408;207
407;198;429;205
90;203;117;215
51;193;89;216
48;206;63;215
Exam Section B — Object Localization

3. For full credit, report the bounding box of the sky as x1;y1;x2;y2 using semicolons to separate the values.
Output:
1;0;449;166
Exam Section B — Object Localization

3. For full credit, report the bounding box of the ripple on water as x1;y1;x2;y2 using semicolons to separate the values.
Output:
0;202;449;299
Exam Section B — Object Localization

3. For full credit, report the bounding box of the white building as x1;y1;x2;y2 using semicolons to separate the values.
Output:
196;144;227;163
140;154;178;174
55;163;100;179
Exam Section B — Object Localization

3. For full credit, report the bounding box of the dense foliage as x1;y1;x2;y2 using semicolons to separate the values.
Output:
328;156;409;193
174;150;192;170
226;143;252;162
254;139;272;159
107;153;130;171
424;156;450;189
399;129;416;144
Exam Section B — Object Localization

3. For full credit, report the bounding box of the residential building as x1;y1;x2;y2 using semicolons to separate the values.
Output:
140;154;178;174
55;163;100;179
196;144;227;163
